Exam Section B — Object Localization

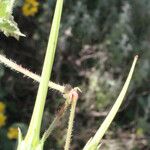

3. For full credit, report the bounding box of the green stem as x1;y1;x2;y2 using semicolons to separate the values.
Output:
25;0;64;145
64;99;77;150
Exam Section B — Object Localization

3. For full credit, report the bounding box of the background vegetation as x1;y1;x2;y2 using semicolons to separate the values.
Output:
0;0;149;149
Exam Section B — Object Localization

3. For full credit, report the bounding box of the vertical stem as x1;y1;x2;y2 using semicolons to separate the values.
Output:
64;100;77;150
25;0;64;144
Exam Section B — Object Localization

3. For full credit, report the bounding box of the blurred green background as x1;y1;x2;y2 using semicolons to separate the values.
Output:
0;0;150;149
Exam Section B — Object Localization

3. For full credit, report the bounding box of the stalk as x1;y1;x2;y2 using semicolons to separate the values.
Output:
64;100;77;150
23;0;64;147
0;54;65;93
64;89;79;150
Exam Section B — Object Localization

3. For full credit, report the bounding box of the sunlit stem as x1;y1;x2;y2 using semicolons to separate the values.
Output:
64;89;79;150
0;54;65;93
24;0;64;145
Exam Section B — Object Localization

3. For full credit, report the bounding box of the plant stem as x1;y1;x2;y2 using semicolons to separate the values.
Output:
24;0;64;145
64;99;77;150
0;54;65;93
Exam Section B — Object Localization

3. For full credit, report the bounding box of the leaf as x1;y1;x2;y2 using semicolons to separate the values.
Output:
0;0;25;39
83;55;138;150
0;0;10;17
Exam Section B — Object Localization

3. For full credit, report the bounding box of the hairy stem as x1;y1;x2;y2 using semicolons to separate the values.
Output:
0;54;64;93
64;100;77;150
64;89;79;150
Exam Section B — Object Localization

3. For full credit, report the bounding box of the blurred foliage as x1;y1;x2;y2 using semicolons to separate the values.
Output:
0;0;150;149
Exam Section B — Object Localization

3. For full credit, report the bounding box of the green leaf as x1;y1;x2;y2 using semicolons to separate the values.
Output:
0;0;25;39
83;55;138;150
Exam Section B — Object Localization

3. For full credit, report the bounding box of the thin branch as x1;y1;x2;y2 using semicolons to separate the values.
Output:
0;54;64;93
64;88;79;150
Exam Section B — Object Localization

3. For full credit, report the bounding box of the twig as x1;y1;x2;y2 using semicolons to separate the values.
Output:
64;88;79;150
0;54;64;93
